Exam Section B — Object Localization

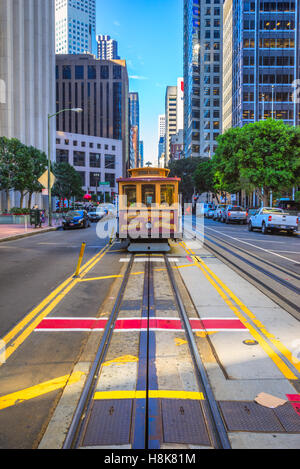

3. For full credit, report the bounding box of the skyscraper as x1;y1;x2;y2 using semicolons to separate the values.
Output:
129;92;140;167
165;86;177;165
97;35;120;60
0;0;56;210
55;0;97;55
223;0;300;131
56;54;129;174
183;0;223;158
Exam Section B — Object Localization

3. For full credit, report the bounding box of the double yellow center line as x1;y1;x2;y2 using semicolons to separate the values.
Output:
180;242;300;381
1;242;111;364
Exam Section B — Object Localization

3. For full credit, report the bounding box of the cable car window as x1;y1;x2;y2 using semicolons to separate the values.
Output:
123;185;136;207
160;185;175;206
142;185;156;207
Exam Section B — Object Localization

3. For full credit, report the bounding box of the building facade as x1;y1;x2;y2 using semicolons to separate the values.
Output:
97;35;120;60
56;131;122;199
129;92;140;168
55;0;97;55
55;54;129;175
139;140;144;168
183;0;223;158
164;79;184;166
170;129;184;160
223;0;300;131
165;86;178;166
0;0;56;210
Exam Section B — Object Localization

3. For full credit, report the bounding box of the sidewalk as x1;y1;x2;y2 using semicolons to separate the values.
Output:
0;223;60;242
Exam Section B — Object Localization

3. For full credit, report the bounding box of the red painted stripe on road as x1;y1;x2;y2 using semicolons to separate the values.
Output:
35;317;246;332
286;394;300;402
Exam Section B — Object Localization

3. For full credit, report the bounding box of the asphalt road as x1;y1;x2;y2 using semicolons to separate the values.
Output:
202;217;300;274
0;225;108;339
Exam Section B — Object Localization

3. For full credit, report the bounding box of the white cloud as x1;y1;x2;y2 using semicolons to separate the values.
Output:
129;75;148;80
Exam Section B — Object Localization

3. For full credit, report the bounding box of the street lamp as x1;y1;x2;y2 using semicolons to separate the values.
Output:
47;108;83;226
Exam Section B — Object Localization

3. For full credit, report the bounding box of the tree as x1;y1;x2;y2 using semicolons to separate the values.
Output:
212;126;246;195
168;157;201;202
24;147;48;209
193;158;219;201
0;137;15;211
13;142;35;208
212;120;300;205
52;162;84;208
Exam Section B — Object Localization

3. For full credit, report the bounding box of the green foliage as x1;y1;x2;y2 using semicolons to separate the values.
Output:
0;137;48;208
193;158;216;195
212;119;300;204
52;162;84;203
168;157;201;201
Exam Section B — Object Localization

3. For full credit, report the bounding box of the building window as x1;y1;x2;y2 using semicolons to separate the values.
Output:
113;65;122;80
62;65;71;79
105;154;116;170
88;65;96;79
73;151;85;167
90;172;101;187
100;65;109;79
90;153;101;168
75;65;84;79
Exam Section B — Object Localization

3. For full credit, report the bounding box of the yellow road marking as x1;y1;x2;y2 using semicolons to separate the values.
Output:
193;255;300;374
0;371;84;411
79;265;197;283
101;355;139;367
94;390;204;400
179;242;298;380
1;243;111;363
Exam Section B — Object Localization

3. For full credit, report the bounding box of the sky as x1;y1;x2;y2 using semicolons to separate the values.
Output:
96;0;183;165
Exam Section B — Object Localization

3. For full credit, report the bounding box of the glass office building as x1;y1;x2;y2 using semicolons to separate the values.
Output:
223;0;300;131
183;0;223;158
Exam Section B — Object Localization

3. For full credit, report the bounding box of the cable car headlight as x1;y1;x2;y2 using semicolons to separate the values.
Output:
146;222;152;230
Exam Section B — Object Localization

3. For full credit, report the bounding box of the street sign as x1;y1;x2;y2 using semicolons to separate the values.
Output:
39;170;56;189
99;182;110;186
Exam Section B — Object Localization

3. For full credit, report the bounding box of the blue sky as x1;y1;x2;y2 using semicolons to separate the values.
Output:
96;0;183;165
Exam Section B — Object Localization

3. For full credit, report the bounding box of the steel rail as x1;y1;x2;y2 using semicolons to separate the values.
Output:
164;254;231;450
204;233;300;295
62;254;135;449
204;228;300;283
203;236;300;318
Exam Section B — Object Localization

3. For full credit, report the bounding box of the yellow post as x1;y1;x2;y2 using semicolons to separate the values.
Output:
74;242;86;277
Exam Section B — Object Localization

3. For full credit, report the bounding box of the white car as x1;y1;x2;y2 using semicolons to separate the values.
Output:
214;204;227;221
248;207;299;235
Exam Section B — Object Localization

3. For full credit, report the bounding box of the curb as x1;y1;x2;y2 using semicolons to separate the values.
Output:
0;226;61;243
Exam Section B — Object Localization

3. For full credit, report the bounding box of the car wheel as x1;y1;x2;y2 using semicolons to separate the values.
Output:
248;221;253;232
225;218;229;224
262;222;268;235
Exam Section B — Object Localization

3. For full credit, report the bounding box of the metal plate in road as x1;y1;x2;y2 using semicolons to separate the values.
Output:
82;400;132;447
162;399;211;446
219;401;285;433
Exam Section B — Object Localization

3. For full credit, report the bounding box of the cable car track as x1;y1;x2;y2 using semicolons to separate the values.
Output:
63;254;231;449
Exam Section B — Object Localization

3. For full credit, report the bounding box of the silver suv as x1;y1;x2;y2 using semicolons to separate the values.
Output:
222;205;247;224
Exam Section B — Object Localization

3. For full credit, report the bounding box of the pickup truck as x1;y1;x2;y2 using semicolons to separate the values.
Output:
248;207;299;235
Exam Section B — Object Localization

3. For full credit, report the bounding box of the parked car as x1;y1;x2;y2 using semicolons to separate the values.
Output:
222;205;247;224
203;203;215;217
248;207;299;235
246;207;259;223
88;210;105;223
214;204;227;221
207;207;216;219
62;210;90;230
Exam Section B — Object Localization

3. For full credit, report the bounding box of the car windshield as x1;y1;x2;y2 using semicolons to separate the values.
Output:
262;208;283;214
66;211;82;217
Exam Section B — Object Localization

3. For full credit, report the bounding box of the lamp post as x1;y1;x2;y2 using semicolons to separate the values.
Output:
47;108;83;226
